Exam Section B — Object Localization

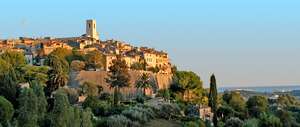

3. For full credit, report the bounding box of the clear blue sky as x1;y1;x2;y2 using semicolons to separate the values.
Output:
1;0;300;87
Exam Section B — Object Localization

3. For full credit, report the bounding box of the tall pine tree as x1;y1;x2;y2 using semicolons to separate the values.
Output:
106;56;130;105
208;74;218;127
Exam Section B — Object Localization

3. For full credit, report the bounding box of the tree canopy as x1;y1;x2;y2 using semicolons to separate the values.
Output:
171;71;203;102
0;51;26;68
106;56;130;105
0;96;14;125
247;95;268;117
0;59;18;104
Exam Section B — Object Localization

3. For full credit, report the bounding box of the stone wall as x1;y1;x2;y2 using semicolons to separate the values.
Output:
68;70;173;97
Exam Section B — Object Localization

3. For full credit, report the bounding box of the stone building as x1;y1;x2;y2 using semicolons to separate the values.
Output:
86;19;99;41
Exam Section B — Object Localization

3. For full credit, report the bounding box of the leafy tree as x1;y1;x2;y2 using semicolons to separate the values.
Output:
20;65;49;85
0;96;14;125
224;117;243;127
246;96;268;117
16;88;39;127
0;59;18;104
222;91;246;119
277;94;300;107
80;81;102;97
45;54;69;73
217;105;235;121
259;113;282;127
0;50;26;68
70;60;85;71
49;47;72;60
85;50;105;70
106;56;130;105
222;91;232;104
276;109;296;127
66;49;86;63
171;71;203;102
229;92;246;112
208;74;218;127
136;73;153;96
82;96;110;116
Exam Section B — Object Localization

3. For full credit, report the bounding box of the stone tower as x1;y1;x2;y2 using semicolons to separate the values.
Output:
86;19;99;40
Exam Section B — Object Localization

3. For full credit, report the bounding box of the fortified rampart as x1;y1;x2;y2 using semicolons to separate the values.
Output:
68;70;173;97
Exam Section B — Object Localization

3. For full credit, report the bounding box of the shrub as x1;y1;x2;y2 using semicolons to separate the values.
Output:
93;117;107;127
106;115;140;127
121;105;156;124
136;94;145;104
122;109;147;123
224;117;243;127
99;92;112;102
156;89;170;100
183;121;199;127
185;105;199;118
61;87;79;104
243;118;259;127
132;105;156;119
106;105;127;116
157;103;181;120
182;119;206;127
83;96;110;116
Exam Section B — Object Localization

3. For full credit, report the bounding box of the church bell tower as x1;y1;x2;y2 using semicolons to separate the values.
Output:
86;19;99;40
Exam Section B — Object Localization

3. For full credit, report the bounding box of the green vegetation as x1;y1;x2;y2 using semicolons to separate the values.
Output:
0;48;299;127
170;71;204;103
136;73;153;96
106;56;130;105
0;96;14;126
209;74;218;127
85;50;105;70
246;95;268;117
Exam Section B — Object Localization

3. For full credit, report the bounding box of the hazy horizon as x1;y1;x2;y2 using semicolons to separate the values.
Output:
1;0;300;87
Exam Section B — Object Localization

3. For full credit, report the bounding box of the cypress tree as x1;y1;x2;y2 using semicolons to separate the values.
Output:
208;74;218;127
16;88;39;127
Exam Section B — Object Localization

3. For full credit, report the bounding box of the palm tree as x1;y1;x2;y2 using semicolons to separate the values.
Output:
46;69;69;96
136;73;153;96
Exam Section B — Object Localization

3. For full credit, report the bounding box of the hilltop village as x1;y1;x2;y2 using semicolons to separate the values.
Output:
0;19;172;74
